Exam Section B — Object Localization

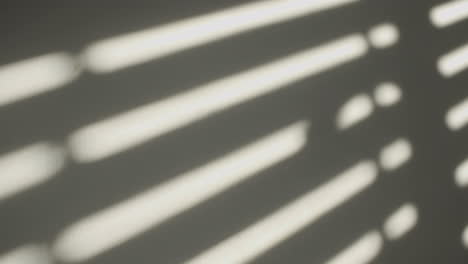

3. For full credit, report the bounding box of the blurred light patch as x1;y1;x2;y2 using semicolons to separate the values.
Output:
367;23;399;49
82;0;360;73
383;203;418;240
186;161;377;264
463;226;468;248
430;0;468;28
0;143;65;202
0;53;78;107
446;97;468;130
70;34;368;162
0;244;51;264
336;94;374;130
373;82;402;107
379;138;412;171
455;158;468;187
324;232;383;264
437;42;468;77
53;122;308;263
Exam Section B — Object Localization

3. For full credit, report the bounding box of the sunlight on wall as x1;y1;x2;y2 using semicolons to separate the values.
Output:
446;97;468;131
69;34;367;162
53;122;308;263
0;143;65;202
0;244;51;264
186;161;377;264
367;23;399;49
379;138;412;171
325;232;383;264
336;94;374;130
0;53;78;107
430;0;468;28
373;82;402;107
81;0;360;73
383;203;418;240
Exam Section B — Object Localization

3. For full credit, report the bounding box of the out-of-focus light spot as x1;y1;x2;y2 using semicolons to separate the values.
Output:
0;53;78;107
336;94;374;130
0;244;51;264
383;203;418;240
462;226;468;248
379;138;412;171
438;43;468;77
53;122;308;263
367;23;399;49
82;0;360;73
446;97;468;130
324;232;383;264
186;161;377;264
430;0;468;28
70;34;368;162
374;82;402;107
455;158;468;187
0;143;65;202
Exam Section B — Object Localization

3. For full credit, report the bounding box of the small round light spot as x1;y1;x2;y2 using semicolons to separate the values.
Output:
367;23;399;48
374;82;402;107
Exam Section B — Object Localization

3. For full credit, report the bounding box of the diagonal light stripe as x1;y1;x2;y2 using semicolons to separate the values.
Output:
186;161;377;264
0;53;78;107
0;244;52;264
69;34;368;162
379;138;412;171
336;94;374;130
437;42;468;77
82;0;360;73
53;121;308;263
0;143;66;202
324;231;383;264
383;203;418;240
446;97;468;131
430;0;468;28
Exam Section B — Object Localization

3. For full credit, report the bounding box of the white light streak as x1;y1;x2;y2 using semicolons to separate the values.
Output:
336;94;374;130
0;143;65;202
373;82;402;107
0;53;78;106
438;42;468;77
455;158;468;187
324;232;383;264
446;97;468;131
82;0;360;73
379;138;412;171
383;203;418;240
53;122;308;263
430;0;468;28
186;161;377;264
0;244;51;264
367;23;399;49
70;34;368;162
